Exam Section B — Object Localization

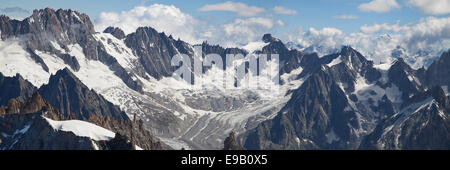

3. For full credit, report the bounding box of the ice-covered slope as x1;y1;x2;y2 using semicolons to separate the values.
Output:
0;38;51;86
44;116;116;141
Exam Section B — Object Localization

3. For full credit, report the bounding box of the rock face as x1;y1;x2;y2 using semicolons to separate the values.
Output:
39;68;128;120
387;58;423;102
103;26;126;40
201;41;248;60
426;50;450;89
36;69;167;150
0;8;94;71
1;112;97;150
324;46;381;92
241;43;415;150
359;86;450;150
124;27;193;80
0;90;167;150
0;92;93;150
262;34;279;44
243;68;360;149
0;110;149;150
243;38;450;150
0;72;37;106
223;132;244;150
258;34;304;75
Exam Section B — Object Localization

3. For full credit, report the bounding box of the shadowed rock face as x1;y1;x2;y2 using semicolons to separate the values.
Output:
0;112;98;150
0;73;37;106
0;91;90;150
426;50;450;88
124;26;249;81
36;69;168;150
39;68;128;120
223;132;244;150
124;27;192;80
103;26;126;40
387;58;423;101
244;67;360;150
359;87;450;150
258;34;304;75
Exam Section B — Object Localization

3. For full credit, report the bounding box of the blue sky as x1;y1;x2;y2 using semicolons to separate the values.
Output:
0;0;445;33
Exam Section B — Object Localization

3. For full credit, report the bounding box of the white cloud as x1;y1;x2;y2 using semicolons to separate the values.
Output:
95;4;284;48
333;15;359;19
300;27;344;55
408;0;450;15
198;1;265;17
221;17;278;46
358;0;401;13
402;17;450;49
272;6;297;15
359;17;450;50
95;4;209;44
360;22;410;33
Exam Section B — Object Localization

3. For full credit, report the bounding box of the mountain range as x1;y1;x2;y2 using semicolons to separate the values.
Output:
0;8;448;150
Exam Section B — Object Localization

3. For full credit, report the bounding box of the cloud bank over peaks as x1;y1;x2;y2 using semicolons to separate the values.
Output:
95;4;283;48
95;4;204;43
95;3;449;69
288;16;450;68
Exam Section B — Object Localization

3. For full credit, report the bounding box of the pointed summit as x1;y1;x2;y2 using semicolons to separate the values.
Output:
262;33;279;43
104;26;126;39
388;58;423;101
38;68;129;120
426;50;450;88
0;73;37;106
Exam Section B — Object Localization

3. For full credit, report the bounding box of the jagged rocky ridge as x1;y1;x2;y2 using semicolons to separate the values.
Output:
359;86;449;149
240;45;450;150
39;68;128;120
0;8;143;92
0;72;37;106
0;72;168;150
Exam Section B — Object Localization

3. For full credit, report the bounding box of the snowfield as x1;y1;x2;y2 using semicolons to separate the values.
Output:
0;38;51;86
44;116;116;141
